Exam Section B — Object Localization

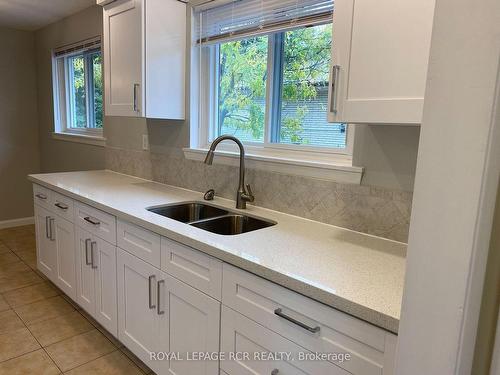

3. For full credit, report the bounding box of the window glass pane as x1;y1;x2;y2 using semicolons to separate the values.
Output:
217;36;268;143
92;52;103;129
69;55;87;128
278;24;346;148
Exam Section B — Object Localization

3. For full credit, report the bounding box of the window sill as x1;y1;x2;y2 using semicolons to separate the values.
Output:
52;132;106;147
183;147;364;184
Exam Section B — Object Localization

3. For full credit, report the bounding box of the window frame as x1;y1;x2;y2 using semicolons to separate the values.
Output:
198;24;354;158
52;43;104;143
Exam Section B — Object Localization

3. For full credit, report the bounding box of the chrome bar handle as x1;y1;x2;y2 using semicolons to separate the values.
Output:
45;216;50;238
157;280;165;315
330;64;340;114
55;202;68;210
84;216;100;226
271;370;279;375
274;308;320;333
148;275;156;309
133;83;139;112
36;193;47;200
85;239;92;265
90;241;97;269
49;218;55;241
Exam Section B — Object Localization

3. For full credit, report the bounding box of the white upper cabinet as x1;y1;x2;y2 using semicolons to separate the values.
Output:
102;0;186;119
328;0;435;124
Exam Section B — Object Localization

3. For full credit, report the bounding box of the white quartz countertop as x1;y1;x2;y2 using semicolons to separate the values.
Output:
29;170;406;333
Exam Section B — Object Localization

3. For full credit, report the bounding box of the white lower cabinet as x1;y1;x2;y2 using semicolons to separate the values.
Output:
35;205;57;281
53;216;76;300
35;204;77;300
117;247;221;375
117;248;163;374
157;273;220;375
75;227;117;336
33;184;398;375
222;264;397;375
221;306;349;375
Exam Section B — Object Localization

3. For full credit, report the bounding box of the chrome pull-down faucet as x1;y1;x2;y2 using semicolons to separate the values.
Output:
204;135;255;209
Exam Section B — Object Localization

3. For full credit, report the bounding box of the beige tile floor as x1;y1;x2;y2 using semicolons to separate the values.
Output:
0;225;153;374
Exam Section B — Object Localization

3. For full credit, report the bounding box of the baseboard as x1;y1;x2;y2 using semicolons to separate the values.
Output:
0;217;35;229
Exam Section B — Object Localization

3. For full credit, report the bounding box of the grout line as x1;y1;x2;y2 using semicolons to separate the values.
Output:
1;226;150;373
8;302;63;373
2;245;65;373
59;348;122;374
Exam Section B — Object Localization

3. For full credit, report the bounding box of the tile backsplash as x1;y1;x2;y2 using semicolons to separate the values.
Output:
106;146;412;243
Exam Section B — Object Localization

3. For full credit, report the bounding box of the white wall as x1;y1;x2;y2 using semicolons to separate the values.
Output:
0;26;40;222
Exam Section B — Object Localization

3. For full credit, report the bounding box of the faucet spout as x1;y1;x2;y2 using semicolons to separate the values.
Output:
204;135;254;209
204;150;215;165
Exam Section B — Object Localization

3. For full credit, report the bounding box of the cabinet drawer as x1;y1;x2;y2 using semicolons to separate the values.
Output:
52;192;75;222
117;220;161;268
33;184;53;209
221;306;349;375
75;202;116;244
161;237;222;300
222;264;396;375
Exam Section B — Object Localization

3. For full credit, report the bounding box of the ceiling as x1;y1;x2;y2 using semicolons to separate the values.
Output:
0;0;95;31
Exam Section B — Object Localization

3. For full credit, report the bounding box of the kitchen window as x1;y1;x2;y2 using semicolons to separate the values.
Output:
189;0;360;183
52;37;104;145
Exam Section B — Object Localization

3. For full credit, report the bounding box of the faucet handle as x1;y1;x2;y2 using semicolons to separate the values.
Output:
244;184;255;202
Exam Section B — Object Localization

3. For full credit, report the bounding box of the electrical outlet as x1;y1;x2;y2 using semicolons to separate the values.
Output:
142;134;149;150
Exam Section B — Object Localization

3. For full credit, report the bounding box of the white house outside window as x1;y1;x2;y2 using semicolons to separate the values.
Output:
194;0;352;157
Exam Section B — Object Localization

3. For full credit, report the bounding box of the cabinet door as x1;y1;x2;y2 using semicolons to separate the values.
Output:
54;216;76;300
93;237;118;337
35;205;57;281
328;0;435;124
145;0;186;119
157;273;220;375
75;227;96;315
103;0;143;117
221;307;348;375
117;248;162;374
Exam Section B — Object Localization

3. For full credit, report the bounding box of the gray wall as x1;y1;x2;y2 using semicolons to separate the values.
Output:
353;125;420;191
35;5;105;173
0;27;40;221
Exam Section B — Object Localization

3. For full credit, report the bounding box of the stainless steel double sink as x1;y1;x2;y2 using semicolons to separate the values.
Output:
147;202;276;235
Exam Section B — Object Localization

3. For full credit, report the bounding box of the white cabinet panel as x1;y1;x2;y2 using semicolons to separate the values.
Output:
35;205;57;281
117;248;162;374
52;192;75;222
75;227;96;314
145;0;185;119
33;184;53;210
103;0;143;117
54;216;76;300
76;227;118;336
328;0;435;124
117;220;161;267
157;273;220;375
161;236;222;300
75;202;116;244
102;0;186;119
94;237;117;335
222;263;396;375
221;306;349;375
